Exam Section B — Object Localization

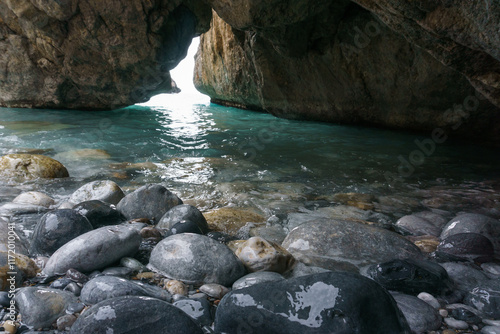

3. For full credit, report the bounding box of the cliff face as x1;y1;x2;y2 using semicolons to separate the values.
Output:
194;1;500;143
0;0;211;109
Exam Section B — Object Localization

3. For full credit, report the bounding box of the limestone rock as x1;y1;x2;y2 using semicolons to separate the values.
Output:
42;225;141;276
234;236;295;274
195;7;500;144
0;0;212;110
0;154;69;179
148;233;246;286
282;219;422;272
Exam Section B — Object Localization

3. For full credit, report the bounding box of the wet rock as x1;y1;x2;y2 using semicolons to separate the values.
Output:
42;225;141;276
56;314;77;331
173;297;213;327
436;233;494;262
148;233;246;286
69;180;125;205
50;278;72;290
365;258;452;295
55;149;112;162
215;271;410;333
206;231;236;244
417;292;440;309
232;271;284;290
169;220;204;235
482;326;500;334
408;235;441;253
204;207;265;235
80;275;171;305
465;280;500;319
0;154;69;180
482;263;500;278
444;317;469;330
441;262;490;294
447;306;482;325
139;226;163;240
199;283;230;299
157;204;209;233
164;280;188;297
395;214;443;237
69;296;203;334
0;291;11;307
15;287;77;329
440;213;500;257
102;267;134;278
391;292;442;333
282;219;422;272
332;192;375;210
249;225;287;244
64;282;81;296
65;268;89;283
235;237;295;274
117;184;183;223
29;209;93;257
286;262;331;278
0;203;49;222
119;257;148;273
1;252;39;290
73;200;125;228
0;219;29;255
13;192;55;208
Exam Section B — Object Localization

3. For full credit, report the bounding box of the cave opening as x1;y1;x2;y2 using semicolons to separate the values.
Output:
138;37;210;108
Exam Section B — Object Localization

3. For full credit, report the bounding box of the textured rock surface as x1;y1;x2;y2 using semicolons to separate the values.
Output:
0;154;69;179
0;0;211;109
215;271;411;333
195;4;500;143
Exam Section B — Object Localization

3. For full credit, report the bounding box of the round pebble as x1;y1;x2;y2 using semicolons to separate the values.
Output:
63;282;82;296
66;302;85;314
444;317;469;330
56;314;77;331
2;321;17;334
439;309;449;317
199;283;230;299
164;280;188;297
66;268;88;283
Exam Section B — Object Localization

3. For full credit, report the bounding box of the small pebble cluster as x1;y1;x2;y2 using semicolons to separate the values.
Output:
0;176;499;333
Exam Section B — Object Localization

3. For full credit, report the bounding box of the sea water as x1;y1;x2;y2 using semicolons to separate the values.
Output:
1;90;499;219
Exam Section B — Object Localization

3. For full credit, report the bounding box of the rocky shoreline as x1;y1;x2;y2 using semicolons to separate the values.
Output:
0;154;499;333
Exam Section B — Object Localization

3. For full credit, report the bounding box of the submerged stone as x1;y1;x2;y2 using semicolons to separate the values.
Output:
70;296;203;334
29;209;93;257
215;271;410;334
42;225;141;276
117;184;183;223
148;233;246;286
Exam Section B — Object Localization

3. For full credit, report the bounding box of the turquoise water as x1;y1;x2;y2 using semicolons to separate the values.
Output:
1;97;499;217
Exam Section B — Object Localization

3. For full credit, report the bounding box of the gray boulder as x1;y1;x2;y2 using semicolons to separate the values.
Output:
69;180;125;205
148;233;246;286
391;292;442;333
157;204;209;233
42;225;141;276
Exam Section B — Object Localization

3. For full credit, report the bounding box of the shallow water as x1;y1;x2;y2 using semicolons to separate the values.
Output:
1;93;499;219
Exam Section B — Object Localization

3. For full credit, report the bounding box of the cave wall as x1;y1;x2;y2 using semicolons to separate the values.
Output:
194;4;500;143
0;0;211;109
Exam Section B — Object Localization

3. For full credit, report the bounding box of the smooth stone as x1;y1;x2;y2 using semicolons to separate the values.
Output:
0;292;10;307
173;298;213;327
164;280;188;296
66;302;85;314
0;203;48;221
69;180;125;205
119;257;148;273
69;296;203;334
436;233;495;262
148;233;246;286
395;214;443;237
418;292;441;309
117;184;182;223
170;220;204;235
282;219;422;272
448;307;482;324
365;258;452;295
391;292;442;333
482;326;500;334
249;225;287;244
63;282;81;296
15;287;77;329
73;200;125;228
440;213;500;256
413;211;449;228
65;268;88;283
80;275;171;305
199;283;230;299
215;271;410;333
441;262;490;294
286;262;331;278
0;154;69;179
50;278;72;290
42;225;141;276
101;267;134;278
56;314;77;331
29;209;93;257
13;192;55;208
203;207;265;235
232;272;284;290
444;317;469;330
2;321;17;334
465;280;500;319
157;204;209;233
235;237;295;274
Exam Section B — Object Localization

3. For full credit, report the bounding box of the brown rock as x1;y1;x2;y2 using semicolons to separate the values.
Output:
204;207;265;235
0;154;69;179
234;237;295;274
0;0;212;109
